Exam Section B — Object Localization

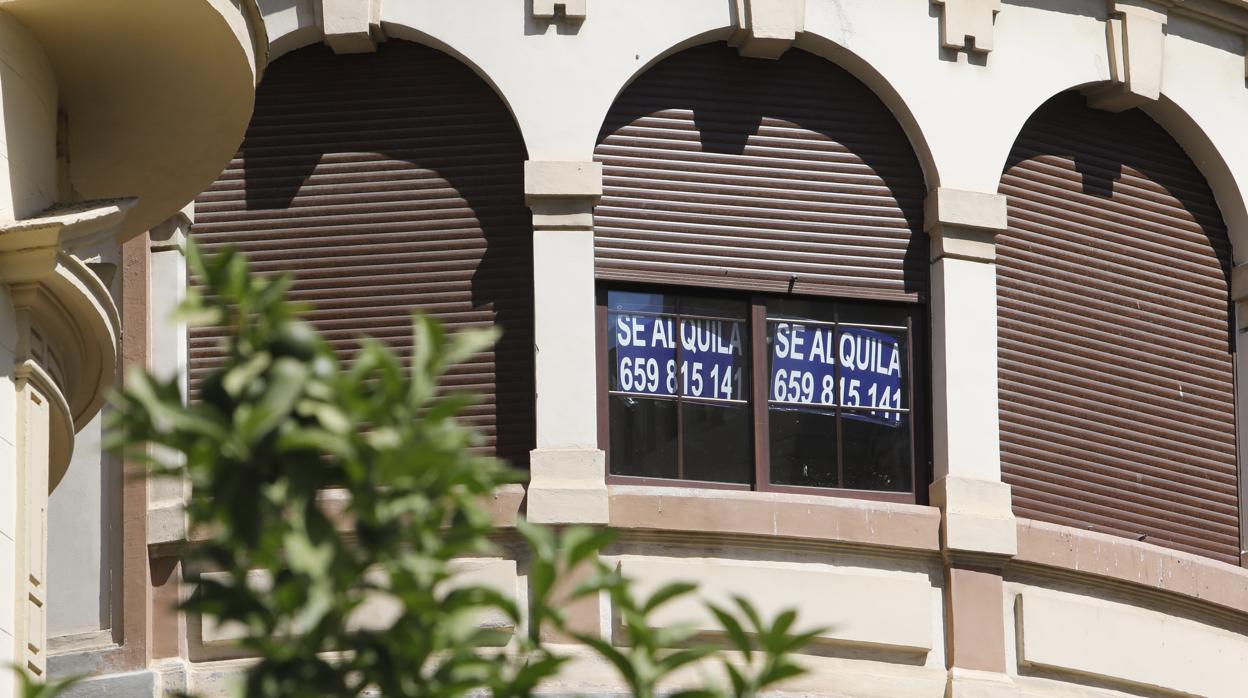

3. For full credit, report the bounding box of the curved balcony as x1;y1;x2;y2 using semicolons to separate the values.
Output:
0;0;267;239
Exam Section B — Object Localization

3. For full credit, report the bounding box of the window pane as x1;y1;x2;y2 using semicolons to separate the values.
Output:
676;316;749;401
607;290;675;314
836;326;907;413
609;311;677;397
768;406;838;488
835;300;910;328
679;295;748;319
841;410;911;492
768;320;837;407
609;395;678;479
682;402;752;484
766;297;835;323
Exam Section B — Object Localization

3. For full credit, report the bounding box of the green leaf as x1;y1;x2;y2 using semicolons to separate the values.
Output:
238;357;309;441
642;581;698;615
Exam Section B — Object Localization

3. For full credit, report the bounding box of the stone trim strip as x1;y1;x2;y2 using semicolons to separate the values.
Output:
608;485;941;552
1014;518;1248;616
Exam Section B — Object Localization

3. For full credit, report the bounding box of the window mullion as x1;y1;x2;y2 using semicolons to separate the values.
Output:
833;305;845;489
675;309;684;481
750;297;768;491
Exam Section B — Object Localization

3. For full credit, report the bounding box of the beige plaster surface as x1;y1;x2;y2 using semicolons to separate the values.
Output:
609;485;941;552
1016;586;1248;698
618;556;936;654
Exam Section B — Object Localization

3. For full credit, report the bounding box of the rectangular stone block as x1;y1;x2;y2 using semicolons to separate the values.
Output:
619;557;934;653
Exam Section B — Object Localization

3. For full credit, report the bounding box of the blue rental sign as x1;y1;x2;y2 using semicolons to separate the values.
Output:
609;313;747;401
770;322;903;427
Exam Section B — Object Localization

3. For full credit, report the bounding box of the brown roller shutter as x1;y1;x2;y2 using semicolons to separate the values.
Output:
998;92;1238;563
190;42;535;466
593;42;926;302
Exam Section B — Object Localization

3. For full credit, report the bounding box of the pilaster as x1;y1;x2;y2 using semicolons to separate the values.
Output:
146;209;191;552
524;162;608;525
926;187;1017;696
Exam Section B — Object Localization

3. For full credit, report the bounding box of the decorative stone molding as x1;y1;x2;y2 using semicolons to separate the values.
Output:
532;0;587;21
1086;1;1168;112
527;448;609;525
923;187;1008;263
609;485;941;552
524;160;602;230
729;0;805;59
930;476;1019;560
931;0;1002;54
321;0;384;54
1015;518;1248;616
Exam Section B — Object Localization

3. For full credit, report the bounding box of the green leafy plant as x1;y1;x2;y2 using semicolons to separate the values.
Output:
104;242;819;697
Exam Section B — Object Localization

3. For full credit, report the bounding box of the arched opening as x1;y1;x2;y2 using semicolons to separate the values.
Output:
592;42;928;500
189;41;535;467
997;92;1237;563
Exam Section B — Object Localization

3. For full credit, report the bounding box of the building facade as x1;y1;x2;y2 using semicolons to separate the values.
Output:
15;0;1248;696
0;1;264;696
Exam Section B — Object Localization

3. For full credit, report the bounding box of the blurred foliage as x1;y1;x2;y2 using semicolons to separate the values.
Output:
101;242;819;697
11;667;80;698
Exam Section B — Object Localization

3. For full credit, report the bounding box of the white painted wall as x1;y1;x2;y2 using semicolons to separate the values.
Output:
0;11;58;223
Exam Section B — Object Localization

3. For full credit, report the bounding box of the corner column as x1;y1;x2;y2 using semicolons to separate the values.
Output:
925;187;1018;697
524;161;609;526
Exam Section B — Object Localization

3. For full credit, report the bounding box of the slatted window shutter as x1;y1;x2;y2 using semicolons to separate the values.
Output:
593;43;927;303
190;42;535;466
997;93;1238;563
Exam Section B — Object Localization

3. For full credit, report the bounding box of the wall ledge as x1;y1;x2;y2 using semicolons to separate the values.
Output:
608;485;941;553
1013;518;1248;617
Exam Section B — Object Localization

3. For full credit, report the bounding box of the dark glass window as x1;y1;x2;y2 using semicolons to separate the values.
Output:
602;289;922;500
606;291;751;485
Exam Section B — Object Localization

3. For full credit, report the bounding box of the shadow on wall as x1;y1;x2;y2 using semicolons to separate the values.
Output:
195;41;535;467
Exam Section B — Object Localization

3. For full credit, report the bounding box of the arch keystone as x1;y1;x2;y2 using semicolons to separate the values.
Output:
321;0;383;54
729;0;805;59
1086;0;1167;112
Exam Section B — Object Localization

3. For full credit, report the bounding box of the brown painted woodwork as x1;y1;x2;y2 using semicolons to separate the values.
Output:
998;92;1238;564
593;42;927;303
189;42;535;467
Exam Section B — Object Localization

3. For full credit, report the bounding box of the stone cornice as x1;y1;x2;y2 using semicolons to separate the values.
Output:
0;198;136;284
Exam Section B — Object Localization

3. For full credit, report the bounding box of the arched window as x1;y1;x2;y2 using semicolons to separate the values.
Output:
998;92;1237;563
190;42;535;466
593;43;927;501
